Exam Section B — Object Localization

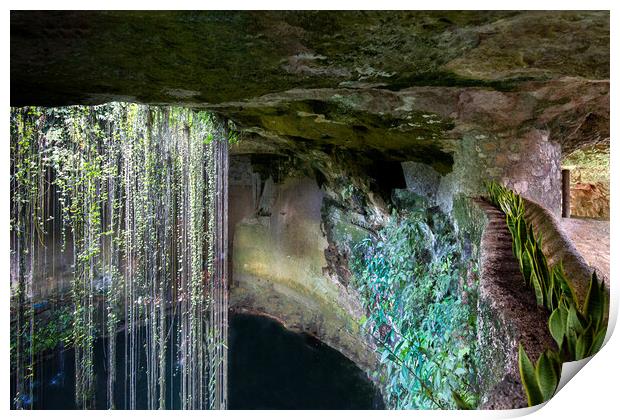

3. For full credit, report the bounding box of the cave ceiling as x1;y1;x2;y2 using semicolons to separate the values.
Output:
11;11;610;166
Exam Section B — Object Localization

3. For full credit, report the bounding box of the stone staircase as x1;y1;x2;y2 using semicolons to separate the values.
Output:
475;199;557;409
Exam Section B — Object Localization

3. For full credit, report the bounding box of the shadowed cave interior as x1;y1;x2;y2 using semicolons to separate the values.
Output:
9;10;610;410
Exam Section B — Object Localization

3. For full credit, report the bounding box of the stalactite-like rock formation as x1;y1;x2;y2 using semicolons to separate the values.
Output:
10;104;230;409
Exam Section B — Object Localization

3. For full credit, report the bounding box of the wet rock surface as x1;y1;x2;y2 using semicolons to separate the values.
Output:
228;156;380;375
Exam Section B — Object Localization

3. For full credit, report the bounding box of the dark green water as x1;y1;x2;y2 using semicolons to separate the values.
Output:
229;314;384;409
11;314;384;410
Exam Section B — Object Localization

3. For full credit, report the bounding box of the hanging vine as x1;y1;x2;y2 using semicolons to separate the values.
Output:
9;104;231;410
10;108;44;409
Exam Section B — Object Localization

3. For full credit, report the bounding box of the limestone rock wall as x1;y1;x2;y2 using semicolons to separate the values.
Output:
437;130;562;215
401;162;441;205
228;155;379;374
570;182;610;220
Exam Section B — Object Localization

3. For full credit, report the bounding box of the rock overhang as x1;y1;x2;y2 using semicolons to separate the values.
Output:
11;10;610;167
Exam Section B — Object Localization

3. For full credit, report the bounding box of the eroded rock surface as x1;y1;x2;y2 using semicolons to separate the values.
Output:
11;12;610;217
10;11;610;407
228;155;382;374
11;11;609;157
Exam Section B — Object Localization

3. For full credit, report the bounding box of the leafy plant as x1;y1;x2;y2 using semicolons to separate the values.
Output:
486;182;609;406
351;207;479;409
518;345;562;406
548;272;608;359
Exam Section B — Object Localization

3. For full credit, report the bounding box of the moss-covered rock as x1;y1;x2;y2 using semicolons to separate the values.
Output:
11;11;609;170
11;11;608;106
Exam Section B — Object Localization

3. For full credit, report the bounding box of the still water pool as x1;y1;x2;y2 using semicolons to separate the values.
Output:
10;314;384;410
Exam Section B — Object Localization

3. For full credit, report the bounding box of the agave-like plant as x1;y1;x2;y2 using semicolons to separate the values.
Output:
548;272;608;360
518;344;562;406
486;182;609;406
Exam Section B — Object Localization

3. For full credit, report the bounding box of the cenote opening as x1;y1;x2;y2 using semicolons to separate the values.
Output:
10;314;384;410
13;17;611;407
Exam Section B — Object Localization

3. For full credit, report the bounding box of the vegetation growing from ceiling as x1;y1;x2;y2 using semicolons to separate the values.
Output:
10;104;231;409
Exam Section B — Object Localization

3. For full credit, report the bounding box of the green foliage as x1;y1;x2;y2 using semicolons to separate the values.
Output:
9;306;73;370
351;207;478;409
486;182;609;406
562;146;609;185
30;307;74;356
10;104;233;409
518;345;562;406
452;390;476;410
547;272;608;359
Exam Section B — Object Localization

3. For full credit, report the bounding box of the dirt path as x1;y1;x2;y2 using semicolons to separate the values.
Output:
561;218;610;286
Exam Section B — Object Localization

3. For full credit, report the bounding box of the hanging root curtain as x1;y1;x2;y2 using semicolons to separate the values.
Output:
10;104;230;409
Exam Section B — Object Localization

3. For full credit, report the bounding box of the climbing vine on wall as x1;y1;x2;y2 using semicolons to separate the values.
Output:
351;203;479;409
10;104;231;409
